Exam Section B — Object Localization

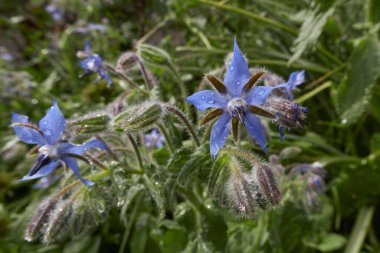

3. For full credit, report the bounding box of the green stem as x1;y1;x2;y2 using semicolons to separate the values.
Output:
167;62;191;115
344;206;375;253
252;213;267;252
305;64;347;90
201;121;214;144
163;104;200;147
295;81;332;103
198;0;297;34
119;191;144;253
156;122;175;153
127;134;144;169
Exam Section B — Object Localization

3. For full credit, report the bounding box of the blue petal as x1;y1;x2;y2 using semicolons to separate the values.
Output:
20;160;60;181
245;86;276;106
186;90;228;111
84;41;91;53
223;38;250;98
62;157;94;186
59;139;108;156
80;55;103;73
98;69;112;85
12;113;45;145
210;112;231;158
38;99;65;145
244;113;267;154
287;70;305;89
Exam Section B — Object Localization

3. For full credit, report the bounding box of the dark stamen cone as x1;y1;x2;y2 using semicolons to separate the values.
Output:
25;196;60;242
255;164;280;205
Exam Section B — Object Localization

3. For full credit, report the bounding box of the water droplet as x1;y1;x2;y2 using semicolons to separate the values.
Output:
42;121;48;125
44;130;52;136
201;96;205;100
229;65;234;71
211;92;214;95
207;99;214;104
237;81;241;86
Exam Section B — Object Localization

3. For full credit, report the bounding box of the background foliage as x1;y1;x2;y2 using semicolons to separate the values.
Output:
1;0;380;252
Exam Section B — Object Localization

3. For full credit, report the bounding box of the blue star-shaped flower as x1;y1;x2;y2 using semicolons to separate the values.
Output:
79;41;112;86
11;99;108;186
144;128;165;148
186;38;306;158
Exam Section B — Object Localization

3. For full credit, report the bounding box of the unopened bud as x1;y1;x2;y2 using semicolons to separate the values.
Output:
263;96;307;129
110;102;163;132
71;203;96;236
255;164;280;206
25;196;59;242
226;161;256;217
43;199;73;244
116;52;140;70
68;112;111;134
137;44;172;66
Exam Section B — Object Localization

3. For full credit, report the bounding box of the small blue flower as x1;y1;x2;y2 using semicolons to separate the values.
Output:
11;99;108;186
45;3;64;22
186;38;305;158
79;41;112;86
144;129;165;148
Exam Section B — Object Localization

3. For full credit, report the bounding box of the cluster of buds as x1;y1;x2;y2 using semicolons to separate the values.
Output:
25;187;111;244
225;150;280;218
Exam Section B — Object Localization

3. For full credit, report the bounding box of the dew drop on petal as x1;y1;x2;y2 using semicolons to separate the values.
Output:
207;99;215;104
237;81;241;86
229;65;234;71
201;96;205;100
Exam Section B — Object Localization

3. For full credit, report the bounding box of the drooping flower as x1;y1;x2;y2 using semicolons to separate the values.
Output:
11;99;108;186
144;128;165;148
78;41;112;86
186;38;307;158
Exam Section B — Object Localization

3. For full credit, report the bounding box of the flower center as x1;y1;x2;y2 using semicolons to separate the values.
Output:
39;145;59;159
227;98;248;123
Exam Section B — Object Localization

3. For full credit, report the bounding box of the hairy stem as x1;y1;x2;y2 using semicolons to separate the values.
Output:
156;122;175;153
163;104;200;147
127;133;144;169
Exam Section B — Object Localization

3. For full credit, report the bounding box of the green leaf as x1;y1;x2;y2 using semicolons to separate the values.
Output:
199;208;228;253
337;35;380;125
289;7;334;64
306;233;346;252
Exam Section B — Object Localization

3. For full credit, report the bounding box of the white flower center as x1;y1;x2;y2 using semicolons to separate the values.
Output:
39;145;59;159
227;98;248;123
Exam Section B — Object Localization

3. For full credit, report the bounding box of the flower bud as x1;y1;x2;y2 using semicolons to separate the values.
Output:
110;102;163;132
226;161;256;217
137;44;172;66
255;164;280;206
43;199;73;244
116;52;140;70
25;196;59;242
68;112;111;134
263;96;307;129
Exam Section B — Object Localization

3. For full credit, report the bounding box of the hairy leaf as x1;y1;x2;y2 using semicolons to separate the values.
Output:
337;35;380;125
289;7;334;64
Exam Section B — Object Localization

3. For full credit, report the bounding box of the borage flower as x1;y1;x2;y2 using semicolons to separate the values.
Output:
11;99;108;186
144;129;165;148
186;38;307;158
78;41;112;86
